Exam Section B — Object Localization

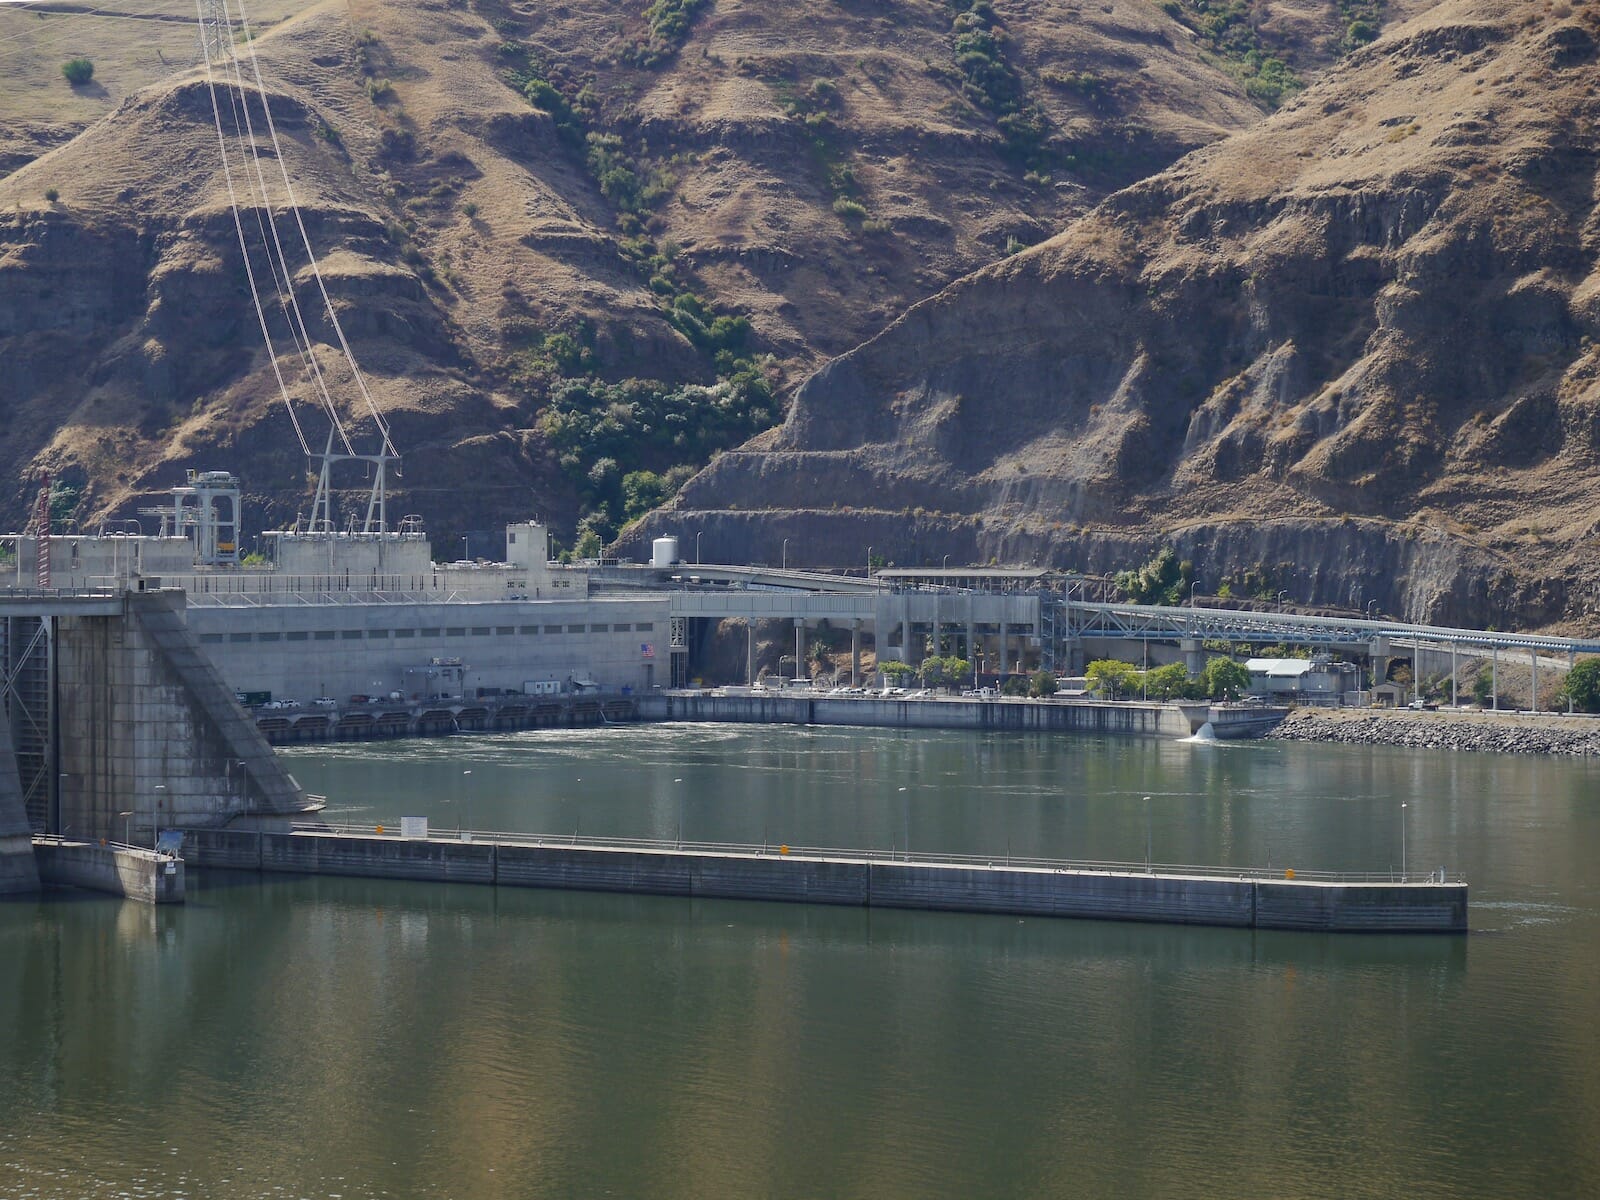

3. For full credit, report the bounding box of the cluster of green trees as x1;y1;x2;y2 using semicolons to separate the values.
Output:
945;0;1050;168
498;46;778;548
1113;546;1194;606
1339;0;1384;49
624;0;712;67
1085;656;1252;701
1559;660;1600;714
542;361;780;544
1157;1;1302;108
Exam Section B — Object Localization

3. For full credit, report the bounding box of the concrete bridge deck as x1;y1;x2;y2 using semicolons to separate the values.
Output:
179;825;1468;933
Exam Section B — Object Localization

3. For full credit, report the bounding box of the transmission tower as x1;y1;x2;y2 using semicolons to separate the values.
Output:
195;0;233;66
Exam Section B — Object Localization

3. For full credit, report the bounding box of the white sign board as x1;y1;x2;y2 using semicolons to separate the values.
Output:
400;816;429;840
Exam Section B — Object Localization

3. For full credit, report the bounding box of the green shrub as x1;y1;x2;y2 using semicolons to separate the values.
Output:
61;58;94;86
44;188;59;203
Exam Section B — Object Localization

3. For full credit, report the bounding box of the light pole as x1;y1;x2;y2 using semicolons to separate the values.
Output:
1400;801;1408;878
118;810;133;847
942;554;950;571
866;545;873;579
1277;590;1288;611
695;531;702;565
1367;599;1378;619
152;783;166;847
462;769;473;840
782;538;789;570
461;535;469;561
1144;795;1152;872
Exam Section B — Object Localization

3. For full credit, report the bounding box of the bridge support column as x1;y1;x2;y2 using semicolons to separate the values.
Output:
1370;637;1390;700
1181;637;1205;676
851;620;862;687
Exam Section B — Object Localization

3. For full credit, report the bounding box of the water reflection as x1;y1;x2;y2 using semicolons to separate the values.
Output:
1;727;1596;1198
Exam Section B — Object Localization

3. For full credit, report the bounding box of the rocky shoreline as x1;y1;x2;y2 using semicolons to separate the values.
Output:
1267;708;1600;756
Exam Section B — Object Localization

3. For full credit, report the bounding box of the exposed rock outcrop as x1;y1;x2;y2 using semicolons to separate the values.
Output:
632;0;1600;628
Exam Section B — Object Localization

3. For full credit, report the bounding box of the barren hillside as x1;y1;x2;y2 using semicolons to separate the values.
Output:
0;0;1314;544
630;0;1600;629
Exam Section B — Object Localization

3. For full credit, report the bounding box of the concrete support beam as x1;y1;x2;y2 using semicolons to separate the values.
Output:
1181;637;1205;676
0;703;41;894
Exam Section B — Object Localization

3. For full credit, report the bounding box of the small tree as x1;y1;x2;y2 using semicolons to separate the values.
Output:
1559;659;1600;714
1000;674;1031;697
61;58;94;86
1086;659;1139;700
1472;668;1494;709
573;527;603;560
879;660;916;684
1028;669;1057;698
1143;662;1193;701
1203;657;1252;700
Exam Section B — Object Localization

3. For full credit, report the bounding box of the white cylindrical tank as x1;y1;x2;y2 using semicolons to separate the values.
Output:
651;536;680;568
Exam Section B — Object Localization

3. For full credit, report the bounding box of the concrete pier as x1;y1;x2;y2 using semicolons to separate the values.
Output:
179;828;1467;933
660;693;1285;739
0;714;40;895
33;838;185;903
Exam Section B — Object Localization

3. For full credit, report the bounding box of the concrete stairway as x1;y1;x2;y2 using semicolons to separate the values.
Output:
126;592;311;818
0;715;41;895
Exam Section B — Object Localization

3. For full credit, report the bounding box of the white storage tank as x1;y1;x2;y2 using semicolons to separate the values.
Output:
651;536;680;568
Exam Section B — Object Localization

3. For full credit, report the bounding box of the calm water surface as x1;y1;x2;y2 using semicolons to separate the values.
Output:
3;725;1598;1198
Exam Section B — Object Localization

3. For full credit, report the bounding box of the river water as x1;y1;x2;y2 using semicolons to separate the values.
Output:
3;725;1598;1198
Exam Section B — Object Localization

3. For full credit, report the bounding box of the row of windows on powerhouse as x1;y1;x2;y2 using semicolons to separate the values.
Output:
199;623;655;645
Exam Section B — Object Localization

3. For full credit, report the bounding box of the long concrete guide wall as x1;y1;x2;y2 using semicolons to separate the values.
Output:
181;830;1469;933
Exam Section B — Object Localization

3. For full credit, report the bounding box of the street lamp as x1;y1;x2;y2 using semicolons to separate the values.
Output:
695;531;702;565
118;810;133;847
1277;590;1288;610
942;554;950;571
1400;801;1408;878
152;783;166;847
461;535;469;561
866;545;873;579
1144;795;1153;872
1367;599;1379;619
461;769;473;840
782;538;789;570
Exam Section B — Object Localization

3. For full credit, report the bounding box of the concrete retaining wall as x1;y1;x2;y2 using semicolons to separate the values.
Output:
34;840;184;903
868;864;1256;926
1253;880;1469;932
665;694;1203;737
179;830;1466;932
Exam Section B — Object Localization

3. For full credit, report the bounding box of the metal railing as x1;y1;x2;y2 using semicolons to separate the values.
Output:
288;821;1463;885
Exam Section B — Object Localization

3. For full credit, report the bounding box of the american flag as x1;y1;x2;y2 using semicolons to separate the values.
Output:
640;642;655;658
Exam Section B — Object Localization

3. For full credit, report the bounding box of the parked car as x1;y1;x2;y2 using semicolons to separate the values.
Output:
311;697;338;708
348;694;370;705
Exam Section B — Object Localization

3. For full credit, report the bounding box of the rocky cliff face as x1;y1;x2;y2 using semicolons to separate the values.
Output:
631;0;1600;628
0;0;1281;543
